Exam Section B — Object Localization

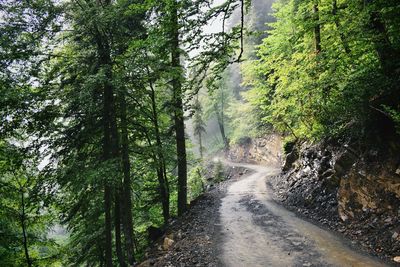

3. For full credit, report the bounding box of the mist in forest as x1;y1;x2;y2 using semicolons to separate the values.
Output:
188;0;276;157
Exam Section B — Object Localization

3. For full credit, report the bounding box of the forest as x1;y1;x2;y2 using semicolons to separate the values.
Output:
0;0;399;266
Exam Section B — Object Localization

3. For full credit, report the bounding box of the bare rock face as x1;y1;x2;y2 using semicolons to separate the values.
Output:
270;140;400;261
227;134;282;167
334;147;400;222
338;168;400;222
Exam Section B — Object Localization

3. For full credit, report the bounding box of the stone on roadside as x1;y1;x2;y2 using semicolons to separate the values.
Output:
137;259;153;267
163;237;175;250
384;217;392;223
392;232;399;239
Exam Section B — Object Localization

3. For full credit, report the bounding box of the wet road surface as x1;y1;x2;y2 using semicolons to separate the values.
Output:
219;161;388;267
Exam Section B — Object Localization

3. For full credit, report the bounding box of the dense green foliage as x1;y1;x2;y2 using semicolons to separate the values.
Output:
0;143;60;266
1;0;248;265
245;0;400;141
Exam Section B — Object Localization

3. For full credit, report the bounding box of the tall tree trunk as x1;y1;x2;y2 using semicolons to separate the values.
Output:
95;2;114;265
156;168;170;223
102;87;113;267
109;86;123;267
174;93;187;217
97;25;115;267
150;90;169;225
119;92;136;266
141;126;170;225
170;0;187;216
20;190;32;267
194;95;205;158
94;0;118;267
214;88;229;151
114;191;125;267
149;81;170;224
161;158;169;219
313;2;322;54
216;110;229;151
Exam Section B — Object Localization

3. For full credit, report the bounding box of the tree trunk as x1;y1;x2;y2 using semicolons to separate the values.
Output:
198;131;203;159
313;3;322;54
119;92;136;266
149;81;170;224
97;25;115;267
214;96;229;151
161;158;169;219
115;191;125;267
102;88;113;267
174;94;187;217
170;0;187;216
156;168;170;223
20;190;32;267
368;4;399;76
216;113;229;150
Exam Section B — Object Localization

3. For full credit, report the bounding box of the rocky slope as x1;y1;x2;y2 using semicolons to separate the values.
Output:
271;140;400;264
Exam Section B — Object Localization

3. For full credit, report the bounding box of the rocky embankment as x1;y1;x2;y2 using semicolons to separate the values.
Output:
271;141;400;264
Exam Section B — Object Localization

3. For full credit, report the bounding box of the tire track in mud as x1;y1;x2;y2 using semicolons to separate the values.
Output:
239;195;328;267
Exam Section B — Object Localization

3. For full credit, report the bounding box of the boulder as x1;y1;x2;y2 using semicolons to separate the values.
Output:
392;232;399;239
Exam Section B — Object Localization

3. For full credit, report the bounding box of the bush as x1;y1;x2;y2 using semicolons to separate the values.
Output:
213;160;224;182
188;166;205;201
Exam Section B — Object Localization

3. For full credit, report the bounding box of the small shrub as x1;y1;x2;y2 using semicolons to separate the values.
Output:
188;166;205;201
213;160;224;182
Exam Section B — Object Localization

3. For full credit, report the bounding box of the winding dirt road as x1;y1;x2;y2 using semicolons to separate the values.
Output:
219;161;388;267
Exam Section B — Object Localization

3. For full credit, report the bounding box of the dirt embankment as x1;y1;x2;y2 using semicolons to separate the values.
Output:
271;141;400;264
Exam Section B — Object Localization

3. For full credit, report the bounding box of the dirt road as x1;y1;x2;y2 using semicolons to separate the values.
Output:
220;161;388;267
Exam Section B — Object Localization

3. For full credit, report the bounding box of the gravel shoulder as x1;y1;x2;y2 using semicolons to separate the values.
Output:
138;166;249;267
